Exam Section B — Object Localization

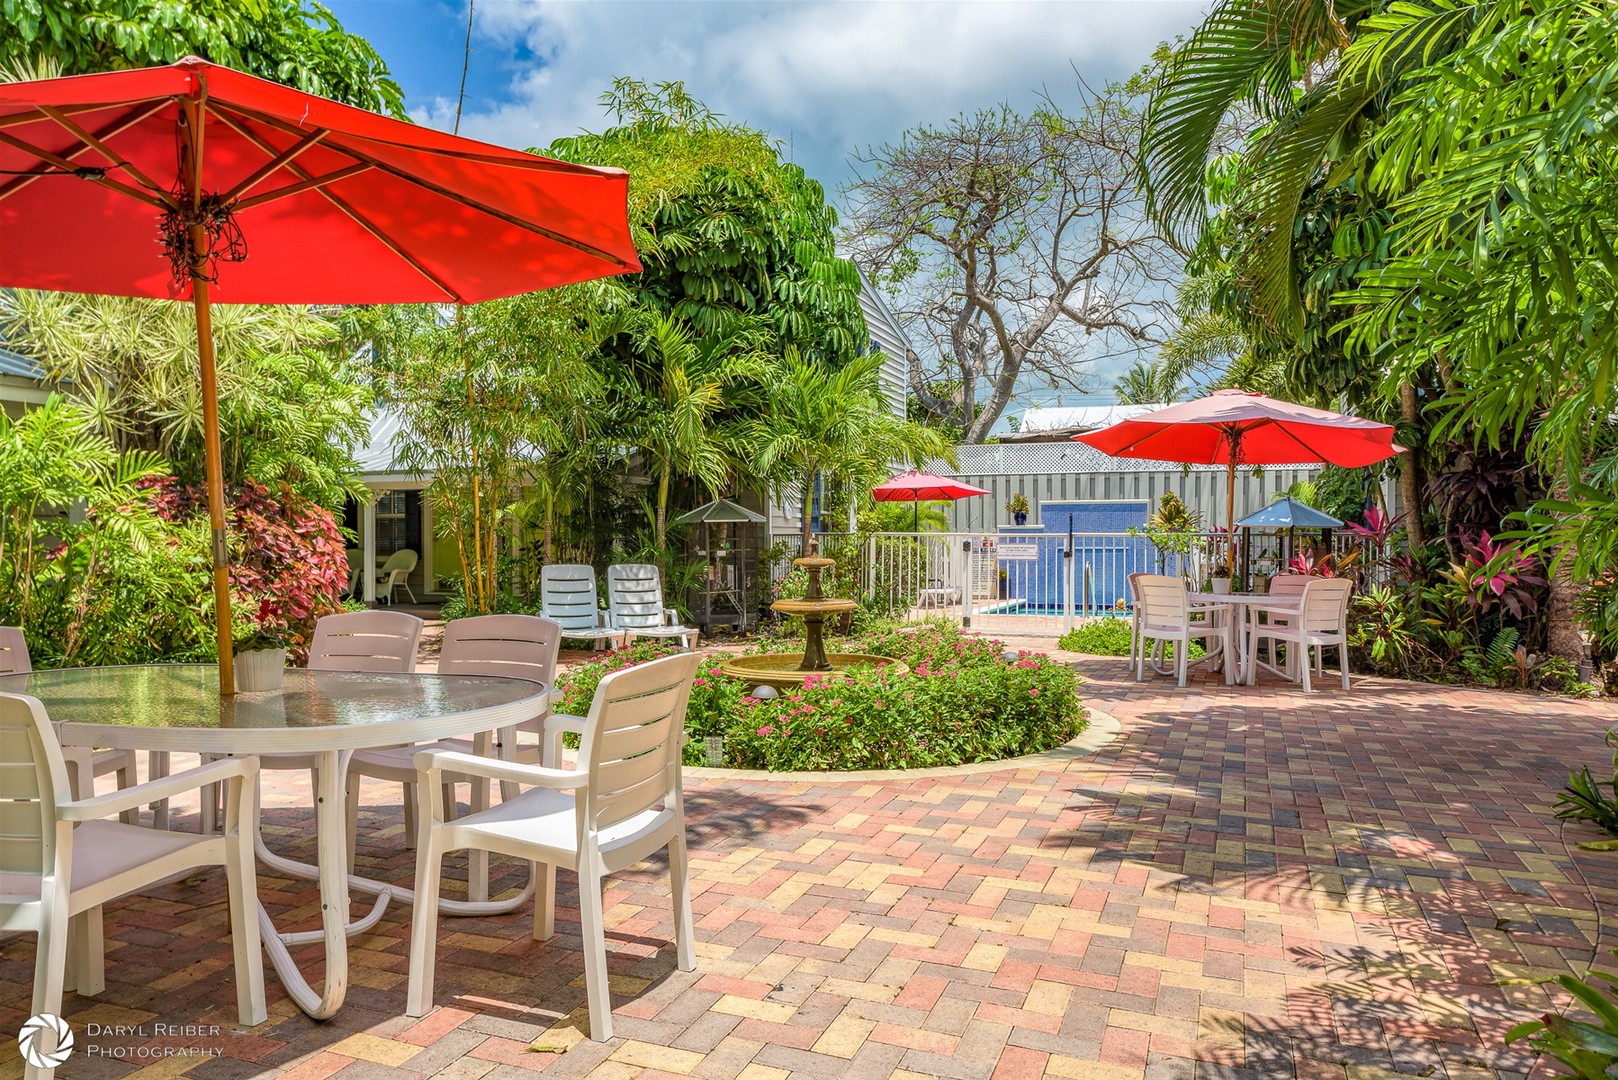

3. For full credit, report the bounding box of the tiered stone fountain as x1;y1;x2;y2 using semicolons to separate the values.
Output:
719;539;907;690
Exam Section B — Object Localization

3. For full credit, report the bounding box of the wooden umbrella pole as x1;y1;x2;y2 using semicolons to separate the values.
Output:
192;249;235;696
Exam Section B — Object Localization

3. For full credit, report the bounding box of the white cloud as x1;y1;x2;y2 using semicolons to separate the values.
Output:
418;0;1208;195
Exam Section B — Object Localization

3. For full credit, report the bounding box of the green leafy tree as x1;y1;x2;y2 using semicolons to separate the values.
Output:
1;292;369;508
745;351;954;550
0;0;404;115
546;79;866;369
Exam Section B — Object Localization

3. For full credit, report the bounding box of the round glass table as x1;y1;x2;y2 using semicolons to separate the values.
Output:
0;664;549;1020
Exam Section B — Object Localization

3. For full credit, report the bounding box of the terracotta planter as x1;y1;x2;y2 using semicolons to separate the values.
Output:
235;648;286;693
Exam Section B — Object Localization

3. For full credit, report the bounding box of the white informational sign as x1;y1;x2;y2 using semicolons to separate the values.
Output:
998;544;1040;561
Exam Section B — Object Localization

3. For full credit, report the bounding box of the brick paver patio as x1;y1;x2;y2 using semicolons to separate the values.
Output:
8;648;1618;1080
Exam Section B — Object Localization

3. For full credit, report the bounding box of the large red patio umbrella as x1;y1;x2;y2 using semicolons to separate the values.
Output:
872;469;991;532
1072;389;1402;573
0;58;640;693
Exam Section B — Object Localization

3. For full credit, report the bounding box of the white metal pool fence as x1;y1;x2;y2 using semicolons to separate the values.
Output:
768;530;1379;636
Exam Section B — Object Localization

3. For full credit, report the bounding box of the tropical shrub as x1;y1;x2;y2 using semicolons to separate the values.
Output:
150;479;348;663
1058;619;1134;656
1507;966;1618;1079
554;625;1085;771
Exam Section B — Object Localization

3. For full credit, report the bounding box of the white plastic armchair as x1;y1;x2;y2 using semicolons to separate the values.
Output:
1135;575;1223;688
540;564;625;651
1248;577;1353;691
377;548;419;605
0;693;265;1080
405;651;701;1042
606;563;699;649
345;615;560;879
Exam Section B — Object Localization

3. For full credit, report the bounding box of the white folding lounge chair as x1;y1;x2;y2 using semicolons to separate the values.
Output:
405;652;701;1042
1;693;265;1080
606;563;699;649
540;564;625;651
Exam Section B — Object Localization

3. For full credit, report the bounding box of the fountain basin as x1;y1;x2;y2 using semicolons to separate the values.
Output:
719;653;910;691
770;598;857;618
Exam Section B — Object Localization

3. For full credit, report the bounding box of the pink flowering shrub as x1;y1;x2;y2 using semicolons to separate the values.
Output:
556;625;1085;772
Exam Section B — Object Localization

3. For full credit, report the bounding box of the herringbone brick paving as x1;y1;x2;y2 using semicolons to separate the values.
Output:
6;644;1618;1080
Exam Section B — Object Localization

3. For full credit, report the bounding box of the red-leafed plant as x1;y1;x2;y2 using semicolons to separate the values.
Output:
149;479;348;663
1455;531;1546;620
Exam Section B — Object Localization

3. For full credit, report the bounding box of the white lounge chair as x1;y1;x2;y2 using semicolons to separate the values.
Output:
1;692;265;1080
1248;577;1353;691
378;548;419;605
606;563;699;649
345;614;561;879
541;564;625;651
405;652;701;1042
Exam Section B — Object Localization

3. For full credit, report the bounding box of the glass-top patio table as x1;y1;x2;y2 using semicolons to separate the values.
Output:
0;664;549;1020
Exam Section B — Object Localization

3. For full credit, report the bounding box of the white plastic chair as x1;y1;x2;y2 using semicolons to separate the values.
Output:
1248;578;1353;691
1252;573;1310;675
0;627;148;826
541;564;625;651
405;651;701;1041
204;611;423;833
1126;573;1145;670
345;615;561;873
377;549;420;605
1135;575;1223;688
0;693;265;1080
606;564;699;649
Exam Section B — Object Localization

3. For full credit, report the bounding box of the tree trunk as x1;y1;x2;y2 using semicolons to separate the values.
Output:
1546;474;1586;667
655;463;670;550
1398;381;1425;551
800;469;815;552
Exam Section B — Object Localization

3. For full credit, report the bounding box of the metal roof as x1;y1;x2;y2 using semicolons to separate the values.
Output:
0;344;42;381
673;497;766;524
1236;496;1343;530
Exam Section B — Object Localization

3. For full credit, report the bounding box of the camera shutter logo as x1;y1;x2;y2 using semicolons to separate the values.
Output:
19;1013;73;1069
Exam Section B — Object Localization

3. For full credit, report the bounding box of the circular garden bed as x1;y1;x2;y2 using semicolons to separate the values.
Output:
555;624;1087;771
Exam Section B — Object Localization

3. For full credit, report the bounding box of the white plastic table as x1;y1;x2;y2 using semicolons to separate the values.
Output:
0;664;548;1020
1186;592;1303;685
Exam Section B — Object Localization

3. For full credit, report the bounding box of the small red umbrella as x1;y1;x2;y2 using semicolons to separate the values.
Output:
1073;389;1402;572
0;58;639;693
872;469;991;532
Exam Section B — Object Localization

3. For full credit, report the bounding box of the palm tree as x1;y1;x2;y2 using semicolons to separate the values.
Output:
745;351;953;550
619;312;770;548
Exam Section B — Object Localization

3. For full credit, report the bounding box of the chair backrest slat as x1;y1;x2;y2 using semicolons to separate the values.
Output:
0;693;68;883
1267;574;1310;598
541;565;606;633
606;564;671;630
307;611;422;673
579;653;700;831
0;627;31;676
1136;575;1189;628
438;615;561;686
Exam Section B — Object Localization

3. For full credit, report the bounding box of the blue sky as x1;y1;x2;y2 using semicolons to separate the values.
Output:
327;0;1210;415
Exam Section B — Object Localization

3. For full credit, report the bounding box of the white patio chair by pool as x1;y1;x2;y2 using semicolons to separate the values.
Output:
1126;573;1145;670
1252;573;1310;675
1135;575;1224;689
541;564;625;651
1248;577;1353;692
1;692;265;1080
606;563;699;649
378;548;419;605
405;652;701;1042
346;614;561;875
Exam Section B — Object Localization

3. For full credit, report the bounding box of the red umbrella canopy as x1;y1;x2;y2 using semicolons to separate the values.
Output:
1071;389;1402;467
0;57;640;301
871;470;991;502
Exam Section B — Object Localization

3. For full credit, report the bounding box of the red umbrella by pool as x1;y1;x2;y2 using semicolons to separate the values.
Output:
0;58;640;693
1073;389;1403;573
872;469;991;532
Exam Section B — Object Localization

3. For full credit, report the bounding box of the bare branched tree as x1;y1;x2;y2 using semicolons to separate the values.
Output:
843;76;1176;443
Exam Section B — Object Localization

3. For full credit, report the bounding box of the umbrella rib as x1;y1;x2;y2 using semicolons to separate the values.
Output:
206;105;460;301
0;99;169;204
1273;423;1336;465
0;128;168;209
232;163;371;211
218;127;330;204
0;102;113;130
216;102;633;270
37;104;176;207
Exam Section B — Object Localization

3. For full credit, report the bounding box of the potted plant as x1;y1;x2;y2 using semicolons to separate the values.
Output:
234;599;291;692
1005;492;1030;526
